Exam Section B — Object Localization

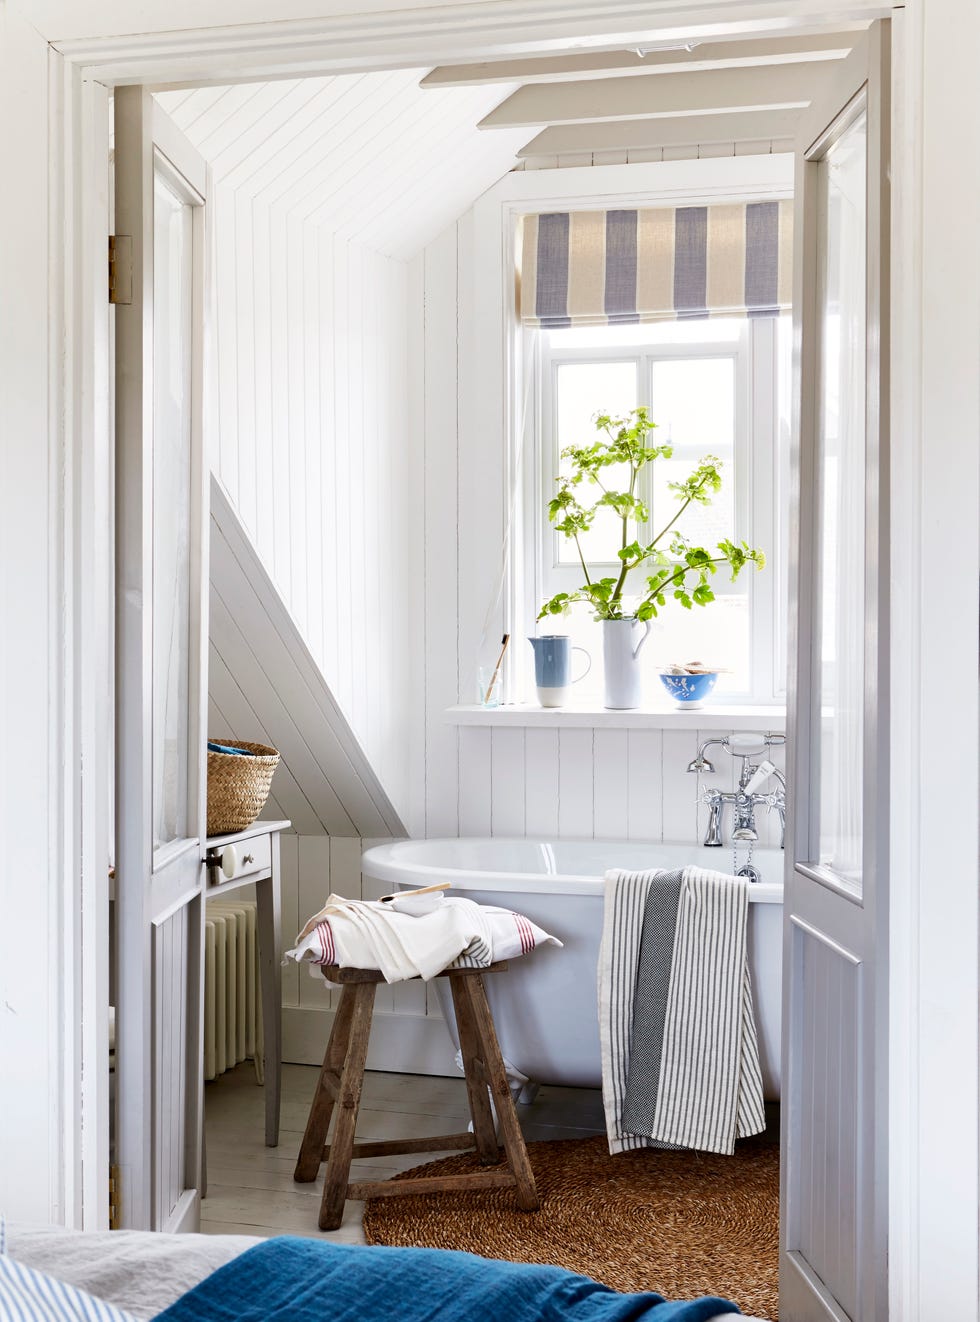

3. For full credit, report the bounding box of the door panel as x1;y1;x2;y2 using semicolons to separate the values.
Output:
782;21;889;1321
114;85;209;1232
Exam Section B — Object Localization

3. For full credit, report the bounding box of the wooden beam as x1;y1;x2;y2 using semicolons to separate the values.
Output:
422;31;861;89
478;62;826;129
517;109;800;157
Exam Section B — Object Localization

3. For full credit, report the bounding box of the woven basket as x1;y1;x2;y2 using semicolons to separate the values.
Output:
206;739;280;836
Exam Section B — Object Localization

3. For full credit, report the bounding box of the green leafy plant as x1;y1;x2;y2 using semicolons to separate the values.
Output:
538;406;765;623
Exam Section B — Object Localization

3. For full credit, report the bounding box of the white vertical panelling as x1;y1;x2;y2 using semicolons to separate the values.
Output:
297;836;332;1012
195;170;417;822
330;835;363;901
795;928;860;1319
660;729;701;843
524;729;560;837
303;221;323;667
626;729;663;840
0;7;68;1225
285;208;308;641
420;228;461;838
593;729;629;840
405;254;427;838
251;198;275;571
490;727;526;836
458;728;492;836
279;834;299;1009
232;191;256;536
457;204;505;719
558;729;595;837
330;234;354;721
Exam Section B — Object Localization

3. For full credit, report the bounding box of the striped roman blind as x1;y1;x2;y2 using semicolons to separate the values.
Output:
519;200;792;327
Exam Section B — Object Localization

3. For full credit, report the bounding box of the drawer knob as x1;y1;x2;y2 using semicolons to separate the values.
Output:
243;853;254;865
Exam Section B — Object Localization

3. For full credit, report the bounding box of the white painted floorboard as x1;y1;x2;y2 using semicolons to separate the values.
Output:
202;1063;605;1242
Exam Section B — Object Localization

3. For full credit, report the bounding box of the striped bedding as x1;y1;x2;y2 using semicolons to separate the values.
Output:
600;867;766;1157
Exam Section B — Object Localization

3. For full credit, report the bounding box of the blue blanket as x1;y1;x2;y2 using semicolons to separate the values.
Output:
155;1238;739;1322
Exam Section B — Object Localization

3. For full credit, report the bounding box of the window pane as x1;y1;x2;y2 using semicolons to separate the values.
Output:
649;358;736;549
815;108;867;887
152;173;194;848
650;595;750;694
553;360;637;566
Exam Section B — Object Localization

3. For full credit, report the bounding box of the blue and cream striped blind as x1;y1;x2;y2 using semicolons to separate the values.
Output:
519;200;792;327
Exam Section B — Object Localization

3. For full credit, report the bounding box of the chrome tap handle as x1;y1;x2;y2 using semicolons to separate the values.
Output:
732;791;759;843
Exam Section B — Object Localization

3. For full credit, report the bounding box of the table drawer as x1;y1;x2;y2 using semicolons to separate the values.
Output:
207;833;272;886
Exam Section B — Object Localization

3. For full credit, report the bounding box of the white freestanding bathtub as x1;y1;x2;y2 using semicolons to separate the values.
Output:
361;838;783;1101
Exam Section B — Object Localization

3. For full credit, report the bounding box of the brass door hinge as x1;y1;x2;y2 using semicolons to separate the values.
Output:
108;235;132;305
109;1164;121;1229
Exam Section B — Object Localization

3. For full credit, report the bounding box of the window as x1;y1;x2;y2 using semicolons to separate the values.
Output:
524;315;791;705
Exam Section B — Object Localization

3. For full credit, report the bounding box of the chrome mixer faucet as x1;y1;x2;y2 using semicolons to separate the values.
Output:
689;733;787;850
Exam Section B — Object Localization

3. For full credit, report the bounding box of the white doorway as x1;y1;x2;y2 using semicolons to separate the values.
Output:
43;5;978;1316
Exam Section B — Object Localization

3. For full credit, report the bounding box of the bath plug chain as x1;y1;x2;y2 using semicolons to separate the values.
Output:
733;839;760;886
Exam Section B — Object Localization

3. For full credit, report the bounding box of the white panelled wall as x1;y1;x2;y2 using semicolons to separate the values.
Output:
451;725;786;850
207;207;414;818
159;72;528;829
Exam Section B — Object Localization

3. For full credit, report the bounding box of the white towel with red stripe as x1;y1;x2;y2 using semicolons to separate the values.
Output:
286;893;561;984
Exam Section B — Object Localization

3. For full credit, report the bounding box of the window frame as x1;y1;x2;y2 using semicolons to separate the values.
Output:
521;316;788;706
476;157;795;713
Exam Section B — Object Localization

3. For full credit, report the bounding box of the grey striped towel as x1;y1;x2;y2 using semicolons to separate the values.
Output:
599;866;766;1157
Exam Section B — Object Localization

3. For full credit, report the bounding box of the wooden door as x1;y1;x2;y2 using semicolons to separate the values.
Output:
781;21;890;1321
113;86;209;1232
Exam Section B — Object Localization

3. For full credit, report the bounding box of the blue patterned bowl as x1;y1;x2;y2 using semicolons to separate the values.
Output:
659;671;719;709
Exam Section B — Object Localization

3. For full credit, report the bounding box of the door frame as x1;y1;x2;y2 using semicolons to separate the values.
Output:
46;3;979;1317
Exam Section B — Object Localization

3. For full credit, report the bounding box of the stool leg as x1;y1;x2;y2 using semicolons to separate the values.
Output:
318;980;375;1231
449;972;499;1165
462;974;539;1212
294;980;358;1183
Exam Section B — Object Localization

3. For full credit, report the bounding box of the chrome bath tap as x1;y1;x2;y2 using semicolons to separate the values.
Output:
689;733;787;850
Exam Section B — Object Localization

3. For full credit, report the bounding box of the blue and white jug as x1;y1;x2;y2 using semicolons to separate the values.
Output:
527;635;591;708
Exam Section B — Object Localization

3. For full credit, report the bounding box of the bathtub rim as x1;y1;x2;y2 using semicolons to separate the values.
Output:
362;837;783;903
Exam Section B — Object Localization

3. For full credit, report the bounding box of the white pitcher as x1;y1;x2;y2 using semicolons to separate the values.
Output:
602;618;652;710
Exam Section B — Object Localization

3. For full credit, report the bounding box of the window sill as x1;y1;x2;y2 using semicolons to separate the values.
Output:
445;703;787;731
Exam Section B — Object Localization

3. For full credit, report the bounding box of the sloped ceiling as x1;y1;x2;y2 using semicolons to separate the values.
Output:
157;70;528;259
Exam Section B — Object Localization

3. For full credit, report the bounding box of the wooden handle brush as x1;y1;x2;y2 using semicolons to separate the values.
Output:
483;633;510;705
379;882;451;903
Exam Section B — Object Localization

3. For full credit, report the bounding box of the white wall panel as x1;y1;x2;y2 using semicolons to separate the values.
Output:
626;729;664;840
160;81;443;827
490;727;526;836
524;729;561;837
558;729;595;838
593;729;629;840
0;7;68;1225
418;230;461;839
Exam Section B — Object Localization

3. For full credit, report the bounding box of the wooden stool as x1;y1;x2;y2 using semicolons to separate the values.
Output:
294;961;540;1231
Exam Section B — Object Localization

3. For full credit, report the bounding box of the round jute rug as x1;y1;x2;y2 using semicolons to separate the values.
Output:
363;1135;778;1322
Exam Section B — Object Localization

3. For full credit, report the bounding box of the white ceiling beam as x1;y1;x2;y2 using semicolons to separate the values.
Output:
517;109;800;157
478;62;826;130
50;1;898;87
422;30;860;89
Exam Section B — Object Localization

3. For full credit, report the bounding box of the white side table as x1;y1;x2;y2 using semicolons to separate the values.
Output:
205;818;290;1146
